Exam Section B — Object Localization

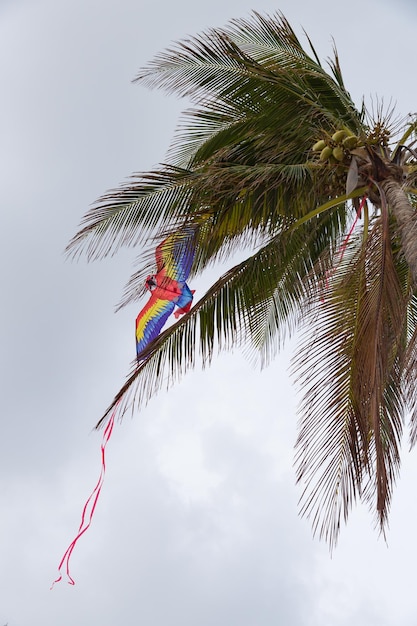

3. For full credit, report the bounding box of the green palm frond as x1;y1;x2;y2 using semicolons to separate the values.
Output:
66;166;194;260
96;244;278;428
134;11;364;213
135;11;360;126
167;102;244;167
96;210;343;428
70;11;366;264
224;13;359;123
133;27;266;106
115;185;360;313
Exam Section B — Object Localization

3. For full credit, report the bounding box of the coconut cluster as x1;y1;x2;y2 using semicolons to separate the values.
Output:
312;129;361;164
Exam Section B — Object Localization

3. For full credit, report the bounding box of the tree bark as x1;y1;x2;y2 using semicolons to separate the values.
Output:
382;179;417;286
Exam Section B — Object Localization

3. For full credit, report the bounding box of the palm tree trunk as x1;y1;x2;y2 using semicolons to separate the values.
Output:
382;179;417;285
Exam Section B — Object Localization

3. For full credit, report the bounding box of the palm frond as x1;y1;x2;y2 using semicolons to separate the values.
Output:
402;293;417;446
166;102;244;167
96;219;332;428
66;166;193;260
134;28;265;106
223;12;360;126
295;211;410;547
135;13;362;162
95;247;269;428
70;12;366;262
115;180;361;312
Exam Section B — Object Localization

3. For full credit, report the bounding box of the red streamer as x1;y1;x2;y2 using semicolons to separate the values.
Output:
51;407;116;588
337;196;366;261
320;196;367;300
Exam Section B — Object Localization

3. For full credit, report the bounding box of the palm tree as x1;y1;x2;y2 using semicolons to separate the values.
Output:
67;12;417;548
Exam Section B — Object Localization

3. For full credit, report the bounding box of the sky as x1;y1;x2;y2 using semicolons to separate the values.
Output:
1;0;417;624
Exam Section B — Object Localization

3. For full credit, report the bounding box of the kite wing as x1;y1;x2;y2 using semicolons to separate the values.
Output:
155;232;195;284
136;292;175;358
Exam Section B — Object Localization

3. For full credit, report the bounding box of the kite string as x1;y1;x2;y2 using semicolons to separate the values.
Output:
320;196;367;300
50;405;117;589
337;196;366;261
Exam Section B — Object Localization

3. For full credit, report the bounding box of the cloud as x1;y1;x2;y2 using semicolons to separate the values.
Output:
1;1;417;625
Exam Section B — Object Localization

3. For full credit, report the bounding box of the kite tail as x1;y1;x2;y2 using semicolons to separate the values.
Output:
50;403;117;588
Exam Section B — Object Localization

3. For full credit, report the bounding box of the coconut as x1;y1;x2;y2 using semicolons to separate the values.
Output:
332;146;345;161
313;139;327;152
319;146;333;161
332;130;347;143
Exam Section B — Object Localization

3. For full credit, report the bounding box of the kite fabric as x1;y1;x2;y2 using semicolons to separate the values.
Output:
136;231;195;360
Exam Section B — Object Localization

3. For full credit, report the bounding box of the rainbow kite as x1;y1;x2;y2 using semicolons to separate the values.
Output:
136;232;195;359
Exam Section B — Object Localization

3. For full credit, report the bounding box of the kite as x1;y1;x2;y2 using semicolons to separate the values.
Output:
51;230;196;588
136;232;195;360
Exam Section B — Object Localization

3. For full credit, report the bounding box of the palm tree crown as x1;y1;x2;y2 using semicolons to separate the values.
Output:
67;12;417;548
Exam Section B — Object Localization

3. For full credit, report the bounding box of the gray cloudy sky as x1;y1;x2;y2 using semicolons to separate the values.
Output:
1;0;417;624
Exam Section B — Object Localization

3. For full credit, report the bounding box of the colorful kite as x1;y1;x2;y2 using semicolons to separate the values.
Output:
136;232;195;360
51;230;195;587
